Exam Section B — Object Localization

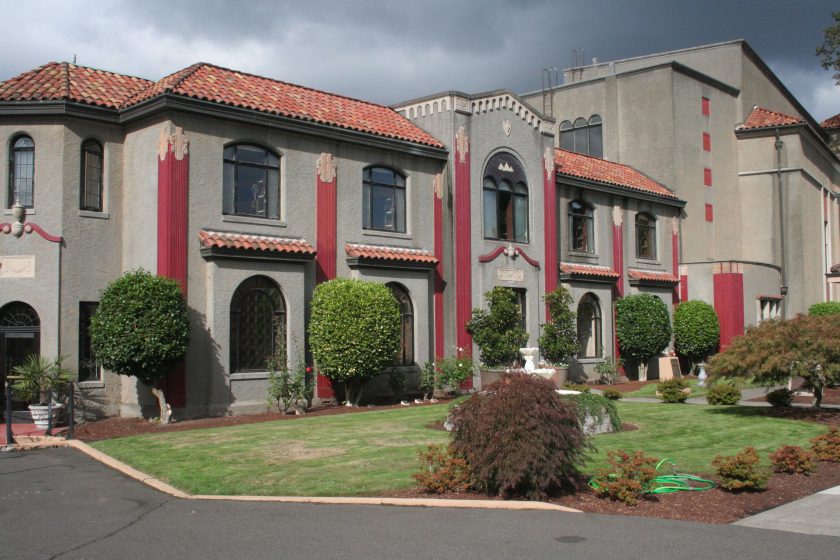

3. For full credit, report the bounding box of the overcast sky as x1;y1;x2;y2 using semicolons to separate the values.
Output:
3;0;839;121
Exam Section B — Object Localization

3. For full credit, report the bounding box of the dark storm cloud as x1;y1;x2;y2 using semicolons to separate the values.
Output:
1;0;837;119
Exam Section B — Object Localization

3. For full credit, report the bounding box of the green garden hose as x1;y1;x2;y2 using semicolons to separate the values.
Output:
588;457;716;495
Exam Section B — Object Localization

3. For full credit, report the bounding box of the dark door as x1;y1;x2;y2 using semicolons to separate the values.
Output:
0;302;41;410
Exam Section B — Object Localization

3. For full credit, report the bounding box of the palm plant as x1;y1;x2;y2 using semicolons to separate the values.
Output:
11;354;73;405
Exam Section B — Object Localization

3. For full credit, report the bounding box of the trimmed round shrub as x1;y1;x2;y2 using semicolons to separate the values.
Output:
770;445;815;475
766;388;793;408
657;378;690;403
602;388;623;401
811;427;840;462
590;450;659;506
673;300;719;369
706;382;741;405
309;278;400;405
466;287;529;368
449;372;588;500
615;294;671;377
538;286;578;365
808;301;840;316
90;269;189;386
712;447;770;491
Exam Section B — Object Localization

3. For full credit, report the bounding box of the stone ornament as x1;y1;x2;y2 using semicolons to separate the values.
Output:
544;147;554;178
612;205;623;227
158;125;190;161
672;216;679;235
456;126;469;163
503;119;512;136
433;173;443;200
316;152;336;183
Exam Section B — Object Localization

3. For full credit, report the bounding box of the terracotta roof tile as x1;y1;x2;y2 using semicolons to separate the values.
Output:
627;268;679;284
198;229;315;255
756;294;783;300
738;106;804;130
0;62;152;109
345;243;438;264
559;262;620;279
554;149;677;199
821;113;840;130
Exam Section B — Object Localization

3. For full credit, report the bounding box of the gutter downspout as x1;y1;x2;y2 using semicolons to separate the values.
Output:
775;129;788;318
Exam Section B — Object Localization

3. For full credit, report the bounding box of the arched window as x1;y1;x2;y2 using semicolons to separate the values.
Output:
0;302;40;380
387;283;414;365
569;200;594;253
559;120;574;151
636;213;657;260
573;118;589;155
9;135;34;208
588;115;603;158
559;115;603;158
363;166;406;232
482;152;528;243
577;294;602;358
80;140;103;211
223;144;280;219
230;276;286;373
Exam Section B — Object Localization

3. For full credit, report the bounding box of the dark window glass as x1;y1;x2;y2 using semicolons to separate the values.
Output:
223;144;280;219
80;140;103;211
577;294;602;358
363;166;406;232
562;115;603;157
569;200;594;252
79;302;100;382
388;283;414;366
483;153;528;243
512;288;527;331
230;276;286;373
588;115;603;158
636;213;657;260
559;120;574;151
9;135;34;208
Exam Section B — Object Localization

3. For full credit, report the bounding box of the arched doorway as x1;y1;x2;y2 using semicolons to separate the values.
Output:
0;302;40;410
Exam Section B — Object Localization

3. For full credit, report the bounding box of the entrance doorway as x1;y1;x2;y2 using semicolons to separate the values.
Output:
0;302;41;410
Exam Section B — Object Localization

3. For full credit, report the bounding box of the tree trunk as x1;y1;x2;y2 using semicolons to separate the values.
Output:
150;386;172;424
813;385;824;410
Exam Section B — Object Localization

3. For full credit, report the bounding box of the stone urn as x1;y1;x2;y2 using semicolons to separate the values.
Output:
28;403;64;430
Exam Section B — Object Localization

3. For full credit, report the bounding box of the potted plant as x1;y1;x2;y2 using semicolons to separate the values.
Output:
466;287;529;388
11;355;73;429
537;286;579;388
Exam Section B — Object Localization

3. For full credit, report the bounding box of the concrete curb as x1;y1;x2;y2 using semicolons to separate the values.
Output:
11;436;580;512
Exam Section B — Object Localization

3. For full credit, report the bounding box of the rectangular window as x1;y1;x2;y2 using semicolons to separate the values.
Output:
757;299;780;322
512;288;527;332
703;167;712;186
702;132;711;152
701;97;710;116
79;302;101;382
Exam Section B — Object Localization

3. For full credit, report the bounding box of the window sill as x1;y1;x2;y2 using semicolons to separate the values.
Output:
483;238;529;245
230;371;270;381
78;210;109;219
568;251;598;259
635;257;661;266
78;380;105;389
222;215;286;228
362;229;412;240
3;208;36;215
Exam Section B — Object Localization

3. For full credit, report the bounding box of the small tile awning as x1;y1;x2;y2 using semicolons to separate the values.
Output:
198;229;315;260
627;268;679;285
345;242;438;269
756;294;783;301
559;262;620;282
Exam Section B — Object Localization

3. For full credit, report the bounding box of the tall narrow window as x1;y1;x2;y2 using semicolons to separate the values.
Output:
588;115;603;158
388;283;414;366
482;152;528;243
363;166;406;232
636;213;657;260
569;200;594;253
573;117;589;155
223;144;280;219
79;302;101;382
230;276;286;373
80;140;103;211
559;120;574;151
577;294;602;358
512;288;527;331
9;135;34;207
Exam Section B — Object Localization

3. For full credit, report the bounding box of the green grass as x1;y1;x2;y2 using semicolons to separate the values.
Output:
92;401;828;496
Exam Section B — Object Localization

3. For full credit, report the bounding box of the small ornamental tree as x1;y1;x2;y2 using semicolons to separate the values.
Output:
466;287;528;368
90;270;190;423
538;286;579;365
673;300;720;373
615;294;671;380
707;314;840;409
308;278;400;406
809;301;840;316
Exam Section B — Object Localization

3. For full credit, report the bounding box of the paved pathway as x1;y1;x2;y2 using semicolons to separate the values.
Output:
2;448;839;560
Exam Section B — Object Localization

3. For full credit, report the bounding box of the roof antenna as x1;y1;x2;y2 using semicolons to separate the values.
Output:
72;54;76;64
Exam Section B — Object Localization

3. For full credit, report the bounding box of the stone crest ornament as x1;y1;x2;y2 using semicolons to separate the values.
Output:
316;152;336;183
503;119;512;136
158;125;190;161
456;126;469;163
544;147;554;177
612;205;623;227
672;216;679;235
433;173;443;200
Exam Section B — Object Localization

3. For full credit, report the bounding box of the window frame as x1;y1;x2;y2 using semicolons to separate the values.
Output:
568;200;595;253
78;302;101;382
576;293;603;359
229;276;286;373
362;166;406;233
387;283;414;366
635;212;657;260
9;135;35;208
482;152;529;243
223;143;281;220
560;115;603;158
80;139;104;212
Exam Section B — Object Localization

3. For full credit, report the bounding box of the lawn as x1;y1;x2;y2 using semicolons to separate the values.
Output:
92;401;828;496
621;378;708;398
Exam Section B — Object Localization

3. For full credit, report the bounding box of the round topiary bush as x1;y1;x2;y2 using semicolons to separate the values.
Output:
809;301;840;316
449;372;588;500
308;278;400;405
657;378;690;403
766;388;793;408
538;286;578;365
466;287;529;368
615;294;671;379
705;382;741;405
673;300;720;372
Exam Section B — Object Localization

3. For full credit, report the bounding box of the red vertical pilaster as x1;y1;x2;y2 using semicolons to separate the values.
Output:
672;217;680;305
612;206;624;364
713;262;745;351
315;153;337;399
454;127;473;388
433;173;445;359
157;126;189;408
543;148;557;318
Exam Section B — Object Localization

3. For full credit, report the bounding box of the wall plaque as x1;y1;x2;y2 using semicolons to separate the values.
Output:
0;255;35;278
497;267;524;282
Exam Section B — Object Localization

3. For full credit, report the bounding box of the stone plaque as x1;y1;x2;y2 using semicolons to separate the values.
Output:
497;267;524;282
0;255;35;278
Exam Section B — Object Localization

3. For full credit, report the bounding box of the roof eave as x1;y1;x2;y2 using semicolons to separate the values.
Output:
346;257;437;271
555;173;685;208
0;100;120;122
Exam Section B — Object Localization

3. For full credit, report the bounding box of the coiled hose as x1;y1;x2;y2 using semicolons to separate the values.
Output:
588;458;716;495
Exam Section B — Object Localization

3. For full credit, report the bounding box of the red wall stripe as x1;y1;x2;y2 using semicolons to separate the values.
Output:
705;203;714;222
714;272;745;350
543;152;557;319
702;132;711;151
702;97;710;116
672;228;680;304
680;274;688;302
703;167;712;187
434;180;445;360
612;214;624;365
315;156;337;399
454;132;473;388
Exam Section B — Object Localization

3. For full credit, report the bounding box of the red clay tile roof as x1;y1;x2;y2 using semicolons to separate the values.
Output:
756;294;783;300
0;62;152;109
738;106;804;130
198;229;315;256
554;149;677;199
559;262;620;280
821;113;840;130
345;243;438;264
0;62;444;149
627;268;679;284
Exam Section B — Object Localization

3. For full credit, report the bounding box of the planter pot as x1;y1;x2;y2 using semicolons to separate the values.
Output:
28;404;64;430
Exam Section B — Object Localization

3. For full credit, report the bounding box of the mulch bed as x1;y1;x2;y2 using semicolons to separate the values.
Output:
746;387;840;407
